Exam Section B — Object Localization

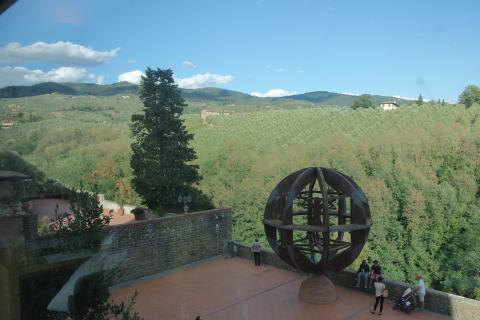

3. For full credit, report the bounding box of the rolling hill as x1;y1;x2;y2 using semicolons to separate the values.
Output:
286;91;409;105
0;81;138;98
0;82;411;107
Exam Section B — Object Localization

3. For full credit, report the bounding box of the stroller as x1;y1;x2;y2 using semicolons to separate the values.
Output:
393;287;416;314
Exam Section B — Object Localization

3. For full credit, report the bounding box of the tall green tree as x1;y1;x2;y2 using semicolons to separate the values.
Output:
352;94;374;109
130;68;210;212
459;85;480;108
417;93;424;106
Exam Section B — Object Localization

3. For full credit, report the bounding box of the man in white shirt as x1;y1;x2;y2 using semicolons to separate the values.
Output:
252;239;261;266
415;274;426;309
370;276;386;315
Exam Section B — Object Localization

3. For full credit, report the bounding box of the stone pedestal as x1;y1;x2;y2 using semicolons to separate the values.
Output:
299;274;337;304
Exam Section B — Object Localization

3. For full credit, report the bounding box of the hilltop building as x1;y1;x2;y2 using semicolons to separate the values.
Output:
200;108;232;122
379;100;399;110
0;120;18;128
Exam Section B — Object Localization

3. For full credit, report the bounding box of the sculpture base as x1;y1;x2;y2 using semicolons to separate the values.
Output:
299;275;337;304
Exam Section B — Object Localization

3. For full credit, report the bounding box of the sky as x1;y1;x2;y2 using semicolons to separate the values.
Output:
0;0;479;101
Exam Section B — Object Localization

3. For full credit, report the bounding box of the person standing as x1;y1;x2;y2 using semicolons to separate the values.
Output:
252;238;261;266
370;276;386;315
356;260;370;289
369;260;382;288
415;274;426;310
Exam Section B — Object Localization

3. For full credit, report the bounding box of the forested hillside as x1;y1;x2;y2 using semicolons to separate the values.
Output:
1;92;479;299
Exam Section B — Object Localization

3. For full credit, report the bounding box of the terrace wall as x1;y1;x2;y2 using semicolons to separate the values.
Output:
106;208;232;284
231;241;480;320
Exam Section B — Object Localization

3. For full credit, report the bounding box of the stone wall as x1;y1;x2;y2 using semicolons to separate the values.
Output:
105;208;232;284
233;239;298;273
21;214;38;242
0;215;27;320
231;241;480;320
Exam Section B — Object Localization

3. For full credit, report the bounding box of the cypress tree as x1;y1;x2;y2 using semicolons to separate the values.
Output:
417;94;424;106
130;68;208;212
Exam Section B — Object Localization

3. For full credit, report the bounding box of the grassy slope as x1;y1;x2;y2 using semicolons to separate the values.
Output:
193;104;479;233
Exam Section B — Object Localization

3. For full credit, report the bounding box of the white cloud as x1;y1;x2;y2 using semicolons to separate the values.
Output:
341;92;360;96
127;59;136;64
118;70;144;84
297;69;305;73
176;73;233;89
393;95;416;100
117;71;233;88
0;41;119;66
275;68;287;73
182;60;196;69
251;89;297;98
0;66;103;88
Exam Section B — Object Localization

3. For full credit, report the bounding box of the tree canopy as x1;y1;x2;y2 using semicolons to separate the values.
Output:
50;186;110;250
459;85;480;108
352;94;375;109
130;68;211;212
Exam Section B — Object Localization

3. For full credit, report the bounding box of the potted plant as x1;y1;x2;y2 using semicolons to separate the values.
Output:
131;207;145;221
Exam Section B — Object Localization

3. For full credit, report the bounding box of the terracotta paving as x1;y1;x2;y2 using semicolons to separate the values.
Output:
102;209;135;225
30;198;135;225
110;258;452;320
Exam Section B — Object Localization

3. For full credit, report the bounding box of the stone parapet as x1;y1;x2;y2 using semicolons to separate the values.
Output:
105;208;232;284
230;241;480;320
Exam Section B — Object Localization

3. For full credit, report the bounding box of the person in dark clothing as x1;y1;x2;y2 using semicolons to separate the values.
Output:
252;238;261;266
355;260;370;288
369;260;382;288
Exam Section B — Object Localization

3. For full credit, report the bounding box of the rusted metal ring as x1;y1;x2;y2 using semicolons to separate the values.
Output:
264;167;371;274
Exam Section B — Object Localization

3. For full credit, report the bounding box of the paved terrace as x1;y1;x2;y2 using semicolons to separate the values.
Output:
110;257;451;320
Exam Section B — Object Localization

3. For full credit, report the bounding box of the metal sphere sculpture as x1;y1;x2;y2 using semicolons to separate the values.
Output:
264;167;371;274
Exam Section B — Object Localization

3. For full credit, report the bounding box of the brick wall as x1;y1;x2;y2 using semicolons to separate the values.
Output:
0;216;26;320
106;208;232;284
21;214;38;242
231;241;480;320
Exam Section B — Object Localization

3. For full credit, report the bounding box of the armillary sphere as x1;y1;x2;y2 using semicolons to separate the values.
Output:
264;167;372;274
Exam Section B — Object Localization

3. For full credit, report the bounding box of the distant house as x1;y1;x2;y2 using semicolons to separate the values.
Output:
200;108;232;122
0;120;17;128
379;101;399;111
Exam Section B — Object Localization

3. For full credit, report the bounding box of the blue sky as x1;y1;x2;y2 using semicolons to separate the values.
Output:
1;0;479;101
